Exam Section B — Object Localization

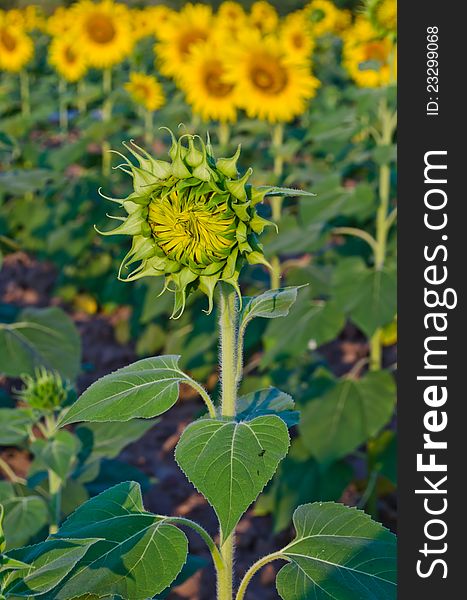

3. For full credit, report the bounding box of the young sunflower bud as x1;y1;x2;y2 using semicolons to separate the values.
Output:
97;129;275;317
16;367;68;412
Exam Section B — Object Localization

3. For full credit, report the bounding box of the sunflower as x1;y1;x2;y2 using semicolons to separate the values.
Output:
225;31;320;123
280;11;316;62
366;0;397;37
249;1;279;35
303;0;340;37
71;0;134;69
179;40;237;123
22;6;46;32
46;7;74;37
49;36;88;83
125;72;165;112
0;19;34;73
155;3;212;80
215;1;247;39
98;132;274;316
343;17;396;87
147;6;176;40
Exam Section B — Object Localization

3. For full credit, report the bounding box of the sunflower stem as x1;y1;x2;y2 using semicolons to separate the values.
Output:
102;68;113;176
19;70;30;117
235;553;288;600
218;122;231;153
366;94;397;518
144;108;154;147
77;79;87;114
270;122;285;289
58;78;68;133
217;283;239;599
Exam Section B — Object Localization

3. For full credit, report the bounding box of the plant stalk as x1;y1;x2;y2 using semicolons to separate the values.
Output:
59;78;68;133
270;123;285;289
144;108;154;147
218;122;231;152
77;79;87;114
102;68;113;176
217;284;239;599
19;70;30;117
235;552;288;600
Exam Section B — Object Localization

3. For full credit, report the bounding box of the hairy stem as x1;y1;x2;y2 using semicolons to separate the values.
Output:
235;552;288;600
183;374;217;418
218;284;239;599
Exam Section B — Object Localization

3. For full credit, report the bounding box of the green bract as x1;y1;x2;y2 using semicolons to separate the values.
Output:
15;367;68;411
98;131;275;318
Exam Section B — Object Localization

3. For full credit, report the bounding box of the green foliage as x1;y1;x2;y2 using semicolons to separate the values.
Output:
276;502;397;599
176;416;290;542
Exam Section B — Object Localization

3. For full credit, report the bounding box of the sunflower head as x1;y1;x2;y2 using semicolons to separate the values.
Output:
0;20;34;73
49;36;88;82
365;0;397;37
125;72;165;112
16;367;68;412
304;0;340;37
98;131;275;317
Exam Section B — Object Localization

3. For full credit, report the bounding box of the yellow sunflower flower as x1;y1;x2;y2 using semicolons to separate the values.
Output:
22;6;46;32
179;40;237;123
366;0;397;37
49;36;88;83
155;3;212;80
147;6;176;40
125;72;165;112
304;0;340;37
71;0;134;69
343;16;396;87
249;1;279;35
280;11;316;62
215;1;247;39
225;31;320;123
0;20;34;73
46;7;74;37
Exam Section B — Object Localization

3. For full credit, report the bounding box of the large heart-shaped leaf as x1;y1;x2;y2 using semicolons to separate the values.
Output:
60;355;191;425
175;416;289;541
299;371;396;465
7;482;188;600
0;307;81;380
277;502;397;600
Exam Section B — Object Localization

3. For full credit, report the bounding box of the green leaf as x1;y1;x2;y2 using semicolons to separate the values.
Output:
258;186;316;198
237;388;299;427
0;307;81;380
333;261;397;336
31;431;79;481
277;502;397;600
240;287;302;331
7;482;188;600
0;409;34;446
5;539;99;597
261;298;345;367
59;355;190;425
175;416;290;541
0;488;48;550
75;419;156;462
300;371;396;465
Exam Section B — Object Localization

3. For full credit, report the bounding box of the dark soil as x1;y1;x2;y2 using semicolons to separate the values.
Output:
0;252;397;600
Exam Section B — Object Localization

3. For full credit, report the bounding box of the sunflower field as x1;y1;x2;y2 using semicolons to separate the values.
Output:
0;1;397;599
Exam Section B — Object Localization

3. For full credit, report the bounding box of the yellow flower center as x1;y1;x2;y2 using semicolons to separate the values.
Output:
292;32;305;49
85;12;116;44
148;191;236;267
250;56;289;95
204;62;235;98
178;29;208;57
0;28;17;52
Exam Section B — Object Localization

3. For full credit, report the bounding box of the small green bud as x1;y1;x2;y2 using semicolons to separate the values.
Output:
16;368;68;412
